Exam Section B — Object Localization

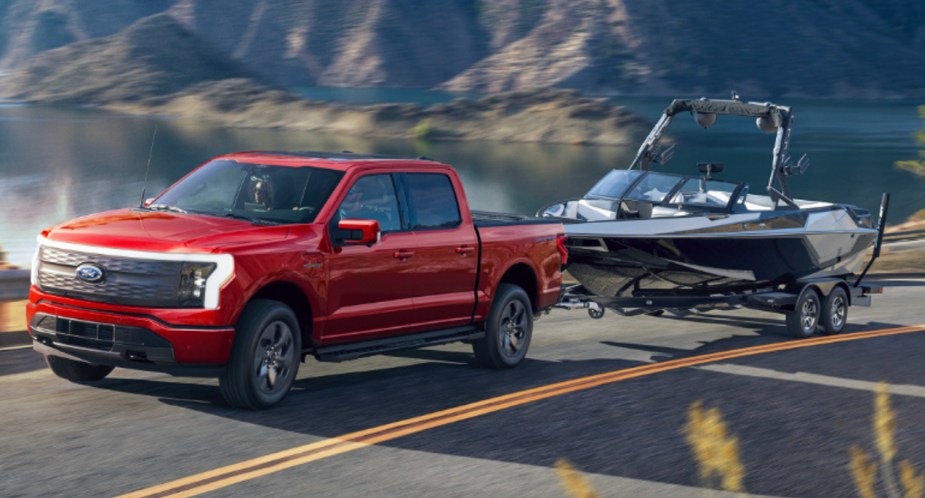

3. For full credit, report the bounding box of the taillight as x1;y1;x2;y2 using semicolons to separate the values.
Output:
556;234;568;266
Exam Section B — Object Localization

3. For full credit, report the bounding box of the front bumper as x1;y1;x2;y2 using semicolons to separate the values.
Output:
28;298;236;375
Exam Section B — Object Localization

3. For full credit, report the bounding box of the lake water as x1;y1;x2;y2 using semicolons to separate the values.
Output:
1;94;923;268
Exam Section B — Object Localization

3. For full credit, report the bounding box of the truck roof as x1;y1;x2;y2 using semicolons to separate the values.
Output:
220;150;449;172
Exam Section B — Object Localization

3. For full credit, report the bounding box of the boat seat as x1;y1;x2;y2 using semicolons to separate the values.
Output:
619;200;653;219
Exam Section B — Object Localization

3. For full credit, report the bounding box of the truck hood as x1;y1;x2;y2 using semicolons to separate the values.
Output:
45;208;295;253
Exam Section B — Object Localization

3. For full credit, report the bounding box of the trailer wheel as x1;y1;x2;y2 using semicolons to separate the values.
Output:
473;284;533;369
820;286;848;335
45;355;114;382
588;306;605;319
786;288;821;338
220;299;301;410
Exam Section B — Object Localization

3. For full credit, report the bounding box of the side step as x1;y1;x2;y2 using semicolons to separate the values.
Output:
314;326;484;362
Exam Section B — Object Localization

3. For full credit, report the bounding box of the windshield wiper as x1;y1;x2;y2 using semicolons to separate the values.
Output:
146;204;188;214
220;212;278;225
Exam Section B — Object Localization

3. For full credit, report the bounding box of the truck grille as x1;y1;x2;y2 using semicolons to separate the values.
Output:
37;246;187;308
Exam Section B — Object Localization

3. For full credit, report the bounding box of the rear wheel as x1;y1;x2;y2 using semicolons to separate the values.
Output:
473;284;533;369
45;355;114;382
220;300;301;410
786;288;821;338
820;287;849;335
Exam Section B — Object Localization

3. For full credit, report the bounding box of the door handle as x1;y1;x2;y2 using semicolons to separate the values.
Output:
393;250;415;260
455;246;475;255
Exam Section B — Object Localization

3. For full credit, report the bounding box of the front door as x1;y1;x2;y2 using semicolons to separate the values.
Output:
324;173;420;343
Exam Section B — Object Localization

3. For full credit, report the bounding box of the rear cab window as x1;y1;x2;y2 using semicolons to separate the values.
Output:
405;173;461;230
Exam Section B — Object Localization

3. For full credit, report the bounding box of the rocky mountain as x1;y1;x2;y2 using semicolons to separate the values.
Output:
0;14;255;104
1;0;924;98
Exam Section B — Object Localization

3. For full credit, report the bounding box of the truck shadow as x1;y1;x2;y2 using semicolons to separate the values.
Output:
89;319;911;426
97;354;648;430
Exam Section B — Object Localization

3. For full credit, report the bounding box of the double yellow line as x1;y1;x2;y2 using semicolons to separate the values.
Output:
121;324;925;498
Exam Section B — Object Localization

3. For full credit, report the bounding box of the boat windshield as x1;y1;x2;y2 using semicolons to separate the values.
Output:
623;172;685;203
149;159;344;224
586;170;643;199
585;169;745;212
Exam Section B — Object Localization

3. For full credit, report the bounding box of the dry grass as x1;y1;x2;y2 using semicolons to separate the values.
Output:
674;387;923;498
0;300;27;333
684;400;746;493
849;383;924;498
868;248;925;274
554;459;599;498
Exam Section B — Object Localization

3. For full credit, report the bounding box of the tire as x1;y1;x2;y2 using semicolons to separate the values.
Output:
473;284;533;369
820;286;849;335
45;355;114;382
786;288;821;338
220;299;301;410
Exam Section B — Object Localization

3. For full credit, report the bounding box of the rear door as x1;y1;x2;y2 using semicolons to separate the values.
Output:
403;172;479;328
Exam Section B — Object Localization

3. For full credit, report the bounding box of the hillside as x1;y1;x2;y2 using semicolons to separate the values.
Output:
0;14;255;104
107;80;653;146
0;12;651;145
1;0;924;98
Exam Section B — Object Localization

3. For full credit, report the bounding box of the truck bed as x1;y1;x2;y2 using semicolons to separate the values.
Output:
471;210;561;227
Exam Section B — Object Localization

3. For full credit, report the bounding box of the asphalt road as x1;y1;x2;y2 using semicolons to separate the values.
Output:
2;277;924;498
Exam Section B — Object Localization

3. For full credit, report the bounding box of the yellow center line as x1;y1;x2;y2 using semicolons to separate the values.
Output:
118;323;925;498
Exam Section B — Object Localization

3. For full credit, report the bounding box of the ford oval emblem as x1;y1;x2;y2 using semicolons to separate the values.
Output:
76;263;105;283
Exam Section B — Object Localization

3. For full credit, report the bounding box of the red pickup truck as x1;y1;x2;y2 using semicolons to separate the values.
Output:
28;151;566;408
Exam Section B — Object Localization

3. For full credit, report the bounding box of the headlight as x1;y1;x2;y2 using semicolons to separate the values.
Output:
31;245;41;286
178;262;216;307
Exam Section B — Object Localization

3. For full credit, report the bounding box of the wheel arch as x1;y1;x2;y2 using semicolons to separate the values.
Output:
498;262;539;312
248;281;315;351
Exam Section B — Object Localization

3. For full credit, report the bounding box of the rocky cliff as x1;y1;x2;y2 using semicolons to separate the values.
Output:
1;14;255;104
0;14;651;145
1;0;923;98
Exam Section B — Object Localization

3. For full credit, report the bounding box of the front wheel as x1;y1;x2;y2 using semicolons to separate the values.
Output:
473;284;533;369
45;355;114;382
220;300;301;410
786;288;821;338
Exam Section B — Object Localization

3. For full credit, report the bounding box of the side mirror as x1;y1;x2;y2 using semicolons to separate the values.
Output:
336;219;380;245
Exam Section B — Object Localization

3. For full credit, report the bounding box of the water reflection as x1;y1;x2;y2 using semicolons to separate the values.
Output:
0;101;922;268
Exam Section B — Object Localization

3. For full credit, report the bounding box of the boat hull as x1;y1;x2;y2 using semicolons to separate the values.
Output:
565;214;877;297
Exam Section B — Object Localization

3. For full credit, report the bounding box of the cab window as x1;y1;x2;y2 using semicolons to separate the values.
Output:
406;174;461;230
336;174;402;232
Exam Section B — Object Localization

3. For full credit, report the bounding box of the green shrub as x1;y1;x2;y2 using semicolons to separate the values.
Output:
412;119;434;140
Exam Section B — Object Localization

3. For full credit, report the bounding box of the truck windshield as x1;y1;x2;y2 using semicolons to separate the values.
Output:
151;159;343;224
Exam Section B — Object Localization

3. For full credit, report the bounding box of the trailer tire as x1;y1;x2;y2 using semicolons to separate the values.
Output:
820;286;848;335
473;284;533;369
45;355;114;382
786;288;821;338
220;299;301;410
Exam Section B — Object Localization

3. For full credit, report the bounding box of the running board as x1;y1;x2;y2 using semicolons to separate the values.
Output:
314;326;483;362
